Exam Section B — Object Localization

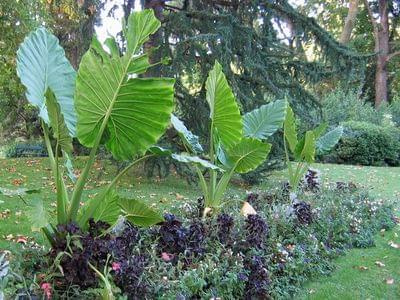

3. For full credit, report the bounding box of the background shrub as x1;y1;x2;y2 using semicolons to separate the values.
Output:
320;89;389;126
326;121;400;166
5;141;47;158
390;97;400;127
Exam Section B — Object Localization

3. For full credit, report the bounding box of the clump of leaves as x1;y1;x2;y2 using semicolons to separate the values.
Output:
244;256;271;299
283;106;343;191
216;213;235;244
245;215;269;249
113;255;148;299
302;168;320;192
158;214;206;260
171;62;287;214
293;201;313;225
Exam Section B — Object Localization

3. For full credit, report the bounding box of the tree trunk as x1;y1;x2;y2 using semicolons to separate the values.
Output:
364;0;390;106
374;0;389;106
144;0;164;77
340;0;359;44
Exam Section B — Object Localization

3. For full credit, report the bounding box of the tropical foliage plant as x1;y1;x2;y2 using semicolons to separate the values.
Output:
283;106;343;191
14;10;176;244
172;61;287;214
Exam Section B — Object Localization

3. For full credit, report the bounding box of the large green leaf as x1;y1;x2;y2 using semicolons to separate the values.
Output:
205;61;242;148
75;10;175;160
243;100;287;139
171;114;203;153
46;89;73;155
27;199;49;232
91;189;121;225
78;189;121;227
284;106;298;153
227;138;271;173
317;126;343;154
312;122;328;139
171;153;222;171
119;198;164;227
16;27;76;136
294;131;315;163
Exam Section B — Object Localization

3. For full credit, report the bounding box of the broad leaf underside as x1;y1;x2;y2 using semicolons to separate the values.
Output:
17;27;77;136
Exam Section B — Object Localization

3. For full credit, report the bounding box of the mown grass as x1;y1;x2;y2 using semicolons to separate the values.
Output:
0;158;399;298
292;163;400;299
0;157;245;250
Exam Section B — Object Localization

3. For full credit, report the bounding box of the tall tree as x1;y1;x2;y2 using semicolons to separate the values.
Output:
364;0;400;106
152;0;365;134
340;0;360;43
45;0;103;69
0;0;46;139
300;0;400;106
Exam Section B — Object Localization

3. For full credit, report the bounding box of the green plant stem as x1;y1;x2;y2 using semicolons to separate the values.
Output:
283;137;295;187
208;122;217;206
42;121;68;223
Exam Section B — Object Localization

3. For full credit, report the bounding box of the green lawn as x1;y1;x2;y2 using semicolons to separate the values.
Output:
0;158;399;298
293;163;400;299
0;157;244;250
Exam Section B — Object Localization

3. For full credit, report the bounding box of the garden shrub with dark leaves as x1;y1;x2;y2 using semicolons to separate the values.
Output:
6;183;396;299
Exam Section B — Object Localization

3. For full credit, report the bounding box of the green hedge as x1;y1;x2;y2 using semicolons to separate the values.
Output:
327;121;400;166
5;141;48;158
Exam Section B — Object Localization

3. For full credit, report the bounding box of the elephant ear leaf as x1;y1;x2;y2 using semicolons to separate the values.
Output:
28;199;49;232
284;106;298;153
317;126;343;154
294;131;315;163
243;100;287;139
227;138;272;173
119;198;164;227
78;188;121;227
75;9;175;160
312;122;328;139
171;114;203;153
171;154;222;171
16;27;76;136
205;61;242;148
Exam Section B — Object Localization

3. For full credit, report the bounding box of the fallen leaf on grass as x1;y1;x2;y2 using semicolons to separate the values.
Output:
375;261;385;267
388;241;400;249
12;178;23;186
240;201;257;217
175;193;184;200
353;265;369;271
386;278;394;285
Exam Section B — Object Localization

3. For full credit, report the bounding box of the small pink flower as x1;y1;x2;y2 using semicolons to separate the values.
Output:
161;252;174;262
41;282;52;300
112;262;121;271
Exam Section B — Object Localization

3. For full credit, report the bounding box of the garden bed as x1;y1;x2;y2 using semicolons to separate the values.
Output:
1;181;396;299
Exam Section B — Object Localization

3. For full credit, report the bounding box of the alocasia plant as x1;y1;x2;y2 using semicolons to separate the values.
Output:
171;61;287;214
283;105;343;191
15;10;175;244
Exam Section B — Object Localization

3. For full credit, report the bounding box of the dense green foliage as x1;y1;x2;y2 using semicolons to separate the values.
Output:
329;121;400;166
158;0;365;134
320;89;390;126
